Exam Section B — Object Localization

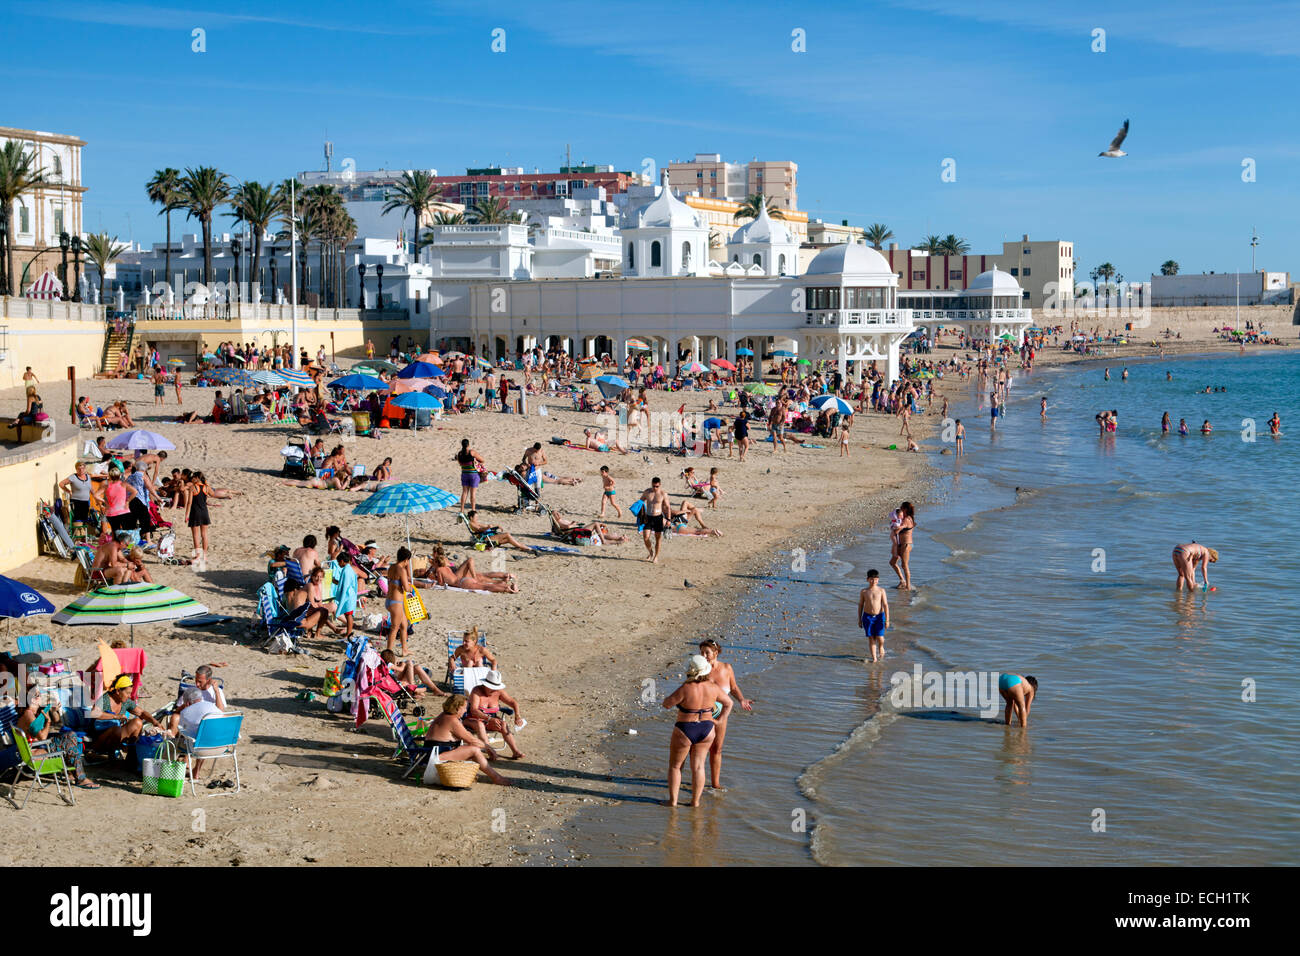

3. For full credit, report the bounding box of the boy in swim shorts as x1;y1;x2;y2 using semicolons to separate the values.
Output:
857;569;890;663
599;465;620;518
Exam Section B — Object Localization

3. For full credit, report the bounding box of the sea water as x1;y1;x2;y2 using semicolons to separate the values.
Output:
562;351;1299;866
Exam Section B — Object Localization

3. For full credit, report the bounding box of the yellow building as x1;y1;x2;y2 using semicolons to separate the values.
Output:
667;153;797;211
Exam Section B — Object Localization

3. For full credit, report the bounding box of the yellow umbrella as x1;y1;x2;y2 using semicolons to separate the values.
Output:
97;640;121;699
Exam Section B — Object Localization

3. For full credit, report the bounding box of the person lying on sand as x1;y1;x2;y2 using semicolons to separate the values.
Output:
542;471;583;485
581;428;630;454
426;546;519;593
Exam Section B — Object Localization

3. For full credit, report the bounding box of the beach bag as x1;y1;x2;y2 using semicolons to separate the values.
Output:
135;733;165;772
323;667;341;697
142;739;185;798
404;589;428;625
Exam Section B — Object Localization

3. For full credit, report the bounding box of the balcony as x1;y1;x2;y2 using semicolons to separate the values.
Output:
907;308;1033;322
805;308;913;331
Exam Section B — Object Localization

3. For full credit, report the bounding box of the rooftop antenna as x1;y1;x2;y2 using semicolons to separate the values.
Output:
566;143;572;170
324;140;334;172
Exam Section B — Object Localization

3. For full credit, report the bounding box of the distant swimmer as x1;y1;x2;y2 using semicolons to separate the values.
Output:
857;569;891;663
1201;420;1213;435
1121;367;1129;381
1161;412;1171;434
1269;412;1282;436
1040;397;1047;421
955;418;965;456
1178;418;1189;436
998;673;1038;727
1172;542;1218;591
1104;368;1111;381
1166;371;1173;381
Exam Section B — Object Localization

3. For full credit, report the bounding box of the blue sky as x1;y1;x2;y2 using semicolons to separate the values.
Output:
5;0;1298;282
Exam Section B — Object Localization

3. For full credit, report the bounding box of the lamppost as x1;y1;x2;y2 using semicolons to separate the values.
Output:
269;250;278;304
70;235;83;302
58;231;70;295
358;262;367;309
375;263;384;309
231;237;241;305
1250;228;1259;274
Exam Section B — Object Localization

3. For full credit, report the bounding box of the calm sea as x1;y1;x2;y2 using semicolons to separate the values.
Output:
559;350;1300;866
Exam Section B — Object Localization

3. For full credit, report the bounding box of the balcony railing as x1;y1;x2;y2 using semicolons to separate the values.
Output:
908;308;1033;322
805;308;912;329
0;296;107;322
134;302;373;323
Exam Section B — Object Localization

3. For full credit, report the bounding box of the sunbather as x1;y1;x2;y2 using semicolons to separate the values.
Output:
87;674;173;755
425;695;510;785
92;532;134;584
428;546;519;593
378;648;444;697
449;627;497;670
580;428;630;454
285;568;339;639
466;510;535;552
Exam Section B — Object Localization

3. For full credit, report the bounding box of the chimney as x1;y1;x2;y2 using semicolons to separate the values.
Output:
1022;234;1029;242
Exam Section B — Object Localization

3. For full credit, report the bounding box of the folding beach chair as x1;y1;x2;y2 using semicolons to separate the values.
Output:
380;695;431;780
445;630;492;694
182;712;243;795
458;511;497;549
548;511;597;546
252;582;308;653
8;728;76;808
13;633;78;672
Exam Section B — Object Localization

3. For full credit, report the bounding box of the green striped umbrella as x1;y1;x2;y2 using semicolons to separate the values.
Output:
53;583;209;646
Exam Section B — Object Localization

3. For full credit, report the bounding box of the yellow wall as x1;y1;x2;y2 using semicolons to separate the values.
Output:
0;303;106;388
0;435;77;573
132;316;414;360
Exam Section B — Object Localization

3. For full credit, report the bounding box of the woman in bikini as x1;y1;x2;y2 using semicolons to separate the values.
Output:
385;547;414;655
449;627;498;672
1172;542;1218;591
661;654;731;808
890;501;916;590
428;547;519;593
424;695;510;785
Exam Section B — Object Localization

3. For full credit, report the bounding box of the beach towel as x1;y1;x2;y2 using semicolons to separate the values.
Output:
333;564;359;618
416;580;493;595
532;545;578;554
92;647;147;700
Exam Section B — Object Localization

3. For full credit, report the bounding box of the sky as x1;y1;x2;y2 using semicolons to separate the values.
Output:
5;0;1299;285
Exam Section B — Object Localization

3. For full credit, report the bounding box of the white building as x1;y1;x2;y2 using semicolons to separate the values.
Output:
724;205;800;276
1149;270;1291;307
620;180;710;278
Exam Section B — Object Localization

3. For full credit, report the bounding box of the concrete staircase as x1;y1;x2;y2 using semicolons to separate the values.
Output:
98;321;133;376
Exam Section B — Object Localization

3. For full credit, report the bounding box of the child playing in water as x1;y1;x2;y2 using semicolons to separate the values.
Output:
857;569;890;663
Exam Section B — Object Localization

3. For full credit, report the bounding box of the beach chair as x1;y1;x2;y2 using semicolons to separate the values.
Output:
7;728;76;808
380;696;431;780
458;512;497;550
13;633;79;672
285;558;307;593
445;630;493;695
252;582;307;653
246;404;267;424
182;712;243;795
504;468;546;515
548;511;596;546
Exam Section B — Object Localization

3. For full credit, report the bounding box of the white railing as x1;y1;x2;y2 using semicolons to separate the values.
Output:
540;227;621;249
432;224;527;241
806;308;912;329
908;308;1033;322
134;302;371;323
0;296;106;322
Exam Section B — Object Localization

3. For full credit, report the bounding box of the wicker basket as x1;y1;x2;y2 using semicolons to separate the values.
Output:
435;760;478;789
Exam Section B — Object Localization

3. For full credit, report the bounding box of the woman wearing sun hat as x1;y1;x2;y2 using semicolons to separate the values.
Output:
86;674;173;756
662;654;731;808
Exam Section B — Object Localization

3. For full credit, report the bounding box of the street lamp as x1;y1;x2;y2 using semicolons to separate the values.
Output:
70;235;83;302
375;263;384;309
231;237;242;303
58;231;70;294
358;262;367;309
1250;228;1259;274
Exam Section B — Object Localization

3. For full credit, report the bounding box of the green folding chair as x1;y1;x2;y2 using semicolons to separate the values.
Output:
9;730;76;809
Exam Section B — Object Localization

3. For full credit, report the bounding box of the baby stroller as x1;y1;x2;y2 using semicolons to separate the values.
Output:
281;443;314;478
155;532;188;566
504;468;547;515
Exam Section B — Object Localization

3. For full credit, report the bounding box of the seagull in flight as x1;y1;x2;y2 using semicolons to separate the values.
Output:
1099;119;1129;158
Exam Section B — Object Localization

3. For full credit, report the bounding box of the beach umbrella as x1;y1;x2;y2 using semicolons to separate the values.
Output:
423;383;452;400
772;349;795;358
0;574;55;636
710;358;738;371
743;382;778;396
352;482;460;548
249;369;288;387
167;358;186;366
277;369;316;388
330;373;387;391
444;351;465;359
397;361;441;379
202;352;221;363
474;357;492;368
390;377;433;395
213;368;256;388
105;429;176;452
355;359;398;374
595;374;629;399
391;391;440;432
811;395;854;415
53;582;209;647
684;361;708;374
625;339;651;351
735;348;754;356
999;332;1016;341
797;358;812;365
226;353;246;364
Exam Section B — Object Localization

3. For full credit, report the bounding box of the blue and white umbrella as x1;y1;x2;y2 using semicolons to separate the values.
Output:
353;482;460;548
0;574;55;633
396;361;442;379
105;429;176;452
329;373;387;391
249;370;289;388
595;374;629;400
390;391;440;431
811;395;854;416
277;368;316;388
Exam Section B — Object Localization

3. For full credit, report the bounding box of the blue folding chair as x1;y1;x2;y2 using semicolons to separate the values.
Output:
380;697;431;780
285;558;307;593
445;630;492;694
253;582;308;651
182;712;244;795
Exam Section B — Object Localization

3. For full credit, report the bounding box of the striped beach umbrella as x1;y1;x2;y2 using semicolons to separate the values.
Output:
353;482;460;548
684;361;708;375
53;583;209;646
277;368;316;387
743;382;778;396
811;395;854;416
26;270;63;300
167;358;186;366
249;370;288;387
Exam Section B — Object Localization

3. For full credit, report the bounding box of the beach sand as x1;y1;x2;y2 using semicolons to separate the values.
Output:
0;325;1281;866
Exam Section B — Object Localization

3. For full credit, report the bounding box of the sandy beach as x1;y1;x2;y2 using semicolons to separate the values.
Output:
0;321;1284;867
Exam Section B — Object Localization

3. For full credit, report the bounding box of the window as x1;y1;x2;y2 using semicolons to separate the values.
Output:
1022;267;1030;276
753;254;762;267
651;241;661;268
18;204;30;234
52;206;63;235
1010;268;1019;276
778;254;787;274
682;242;692;271
627;243;634;269
710;171;716;178
912;270;925;280
697;171;703;178
1023;247;1031;255
949;270;962;280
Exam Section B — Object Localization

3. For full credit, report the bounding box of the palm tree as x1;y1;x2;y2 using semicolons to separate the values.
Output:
145;168;183;293
468;196;520;224
300;185;342;303
433;211;464;225
0;140;46;296
381;170;441;258
1160;260;1179;276
863;223;893;249
708;230;723;250
733;193;783;222
229;180;284;300
938;234;970;255
915;235;944;255
179;166;230;284
82;232;127;305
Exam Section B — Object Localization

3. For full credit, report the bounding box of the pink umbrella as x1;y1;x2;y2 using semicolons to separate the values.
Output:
711;358;737;371
390;378;433;394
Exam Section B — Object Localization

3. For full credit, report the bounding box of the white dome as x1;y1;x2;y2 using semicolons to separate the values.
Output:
806;242;894;277
628;186;702;229
728;205;794;246
966;269;1021;293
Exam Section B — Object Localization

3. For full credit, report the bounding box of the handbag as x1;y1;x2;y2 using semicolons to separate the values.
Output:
404;589;428;625
141;738;185;798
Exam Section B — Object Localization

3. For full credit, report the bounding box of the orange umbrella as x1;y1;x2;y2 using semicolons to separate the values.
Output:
96;640;121;699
